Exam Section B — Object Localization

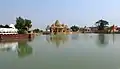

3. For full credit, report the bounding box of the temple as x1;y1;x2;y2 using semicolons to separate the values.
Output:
49;20;70;34
0;24;18;34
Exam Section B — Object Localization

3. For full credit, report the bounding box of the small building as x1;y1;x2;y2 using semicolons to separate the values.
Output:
49;20;70;34
89;27;98;33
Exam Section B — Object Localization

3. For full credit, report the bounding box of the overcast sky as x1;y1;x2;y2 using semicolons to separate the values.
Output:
0;0;120;29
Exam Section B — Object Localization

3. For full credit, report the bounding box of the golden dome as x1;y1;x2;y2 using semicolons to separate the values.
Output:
61;24;64;27
55;20;60;26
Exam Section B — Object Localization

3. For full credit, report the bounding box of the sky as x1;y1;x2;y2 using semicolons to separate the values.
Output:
0;0;120;29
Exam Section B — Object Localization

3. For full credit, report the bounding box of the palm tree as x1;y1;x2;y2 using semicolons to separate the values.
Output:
95;19;109;30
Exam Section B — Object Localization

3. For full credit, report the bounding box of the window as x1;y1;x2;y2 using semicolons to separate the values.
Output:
58;30;61;32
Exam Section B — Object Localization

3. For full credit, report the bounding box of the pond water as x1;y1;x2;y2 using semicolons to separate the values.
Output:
0;34;120;69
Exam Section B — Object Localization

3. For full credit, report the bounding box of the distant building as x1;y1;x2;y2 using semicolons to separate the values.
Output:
110;25;119;32
79;26;97;33
89;27;98;32
116;27;120;31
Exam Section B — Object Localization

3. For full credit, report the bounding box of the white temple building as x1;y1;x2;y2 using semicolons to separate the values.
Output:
0;24;18;34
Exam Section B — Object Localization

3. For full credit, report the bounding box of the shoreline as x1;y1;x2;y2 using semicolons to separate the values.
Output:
39;31;120;35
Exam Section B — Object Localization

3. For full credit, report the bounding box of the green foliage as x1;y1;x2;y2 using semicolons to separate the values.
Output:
0;24;11;28
4;25;10;28
70;25;79;32
33;28;43;33
17;42;32;58
15;17;32;34
24;19;32;30
95;19;109;30
40;30;43;32
17;29;26;34
33;29;40;33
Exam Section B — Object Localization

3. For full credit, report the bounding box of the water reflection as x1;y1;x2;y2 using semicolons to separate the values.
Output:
46;34;68;47
97;34;109;47
0;40;33;58
71;34;79;40
112;34;115;44
17;41;32;58
0;42;18;52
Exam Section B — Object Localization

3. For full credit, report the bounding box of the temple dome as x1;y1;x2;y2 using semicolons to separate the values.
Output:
55;20;60;26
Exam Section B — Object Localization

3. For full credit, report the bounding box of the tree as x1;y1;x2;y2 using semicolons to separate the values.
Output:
15;17;32;34
33;29;40;33
4;24;10;28
97;34;108;47
95;19;109;30
70;25;79;32
0;24;10;28
40;30;43;32
0;25;4;28
17;42;32;58
24;19;32;31
15;17;25;30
